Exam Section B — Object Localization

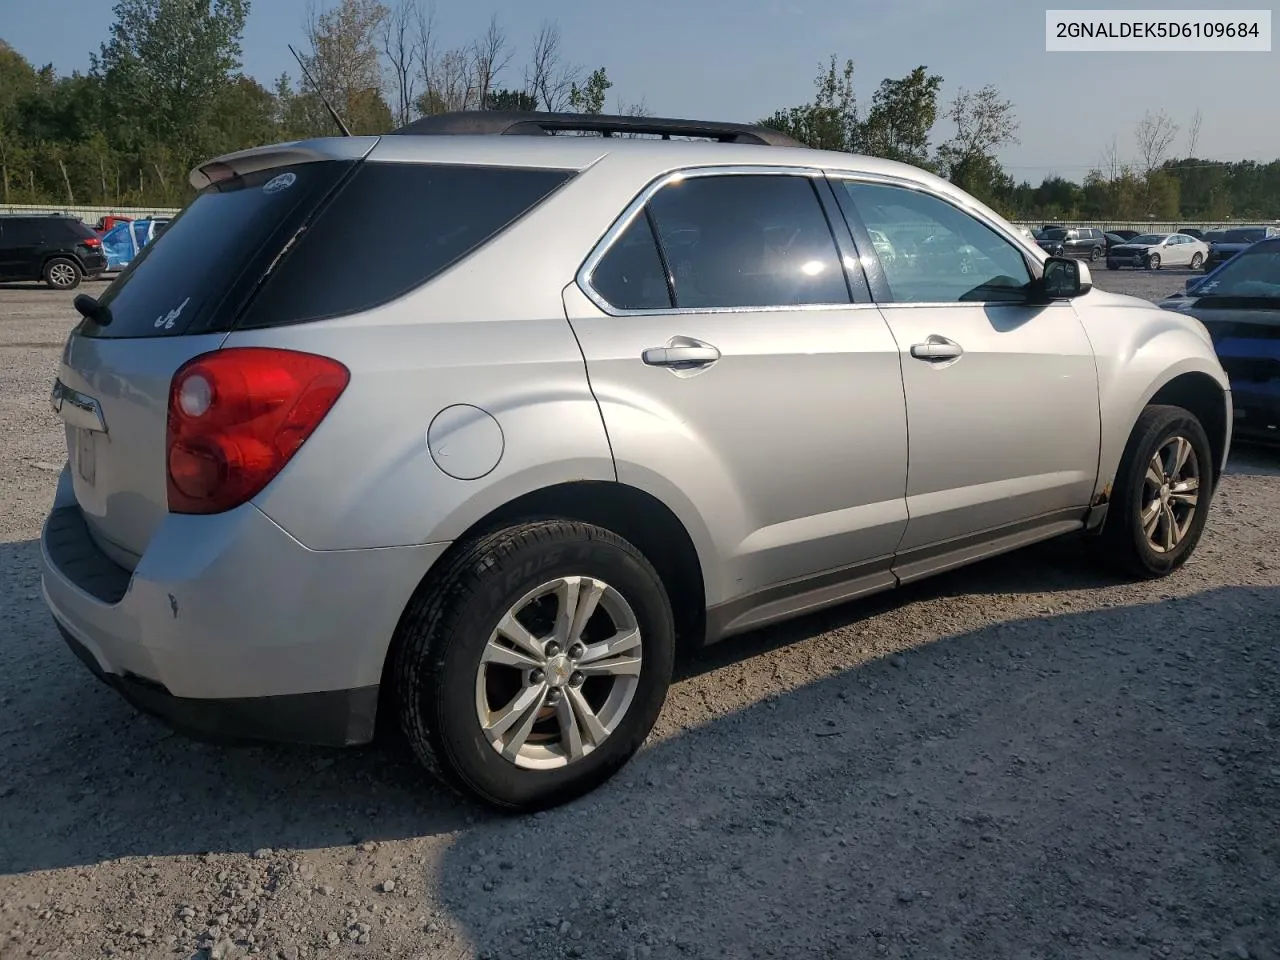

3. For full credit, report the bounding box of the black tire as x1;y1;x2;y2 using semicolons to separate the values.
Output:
43;257;82;290
1146;253;1161;270
1190;252;1204;269
393;519;675;811
1095;404;1214;579
1090;246;1102;261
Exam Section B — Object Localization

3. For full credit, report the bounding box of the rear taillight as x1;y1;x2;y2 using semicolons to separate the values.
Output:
166;348;349;514
82;236;101;248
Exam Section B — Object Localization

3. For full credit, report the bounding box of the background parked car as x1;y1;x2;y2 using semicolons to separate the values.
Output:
101;217;166;272
1036;226;1107;260
1107;232;1209;270
1160;235;1280;443
1109;229;1142;241
1176;227;1206;240
0;214;107;289
93;214;133;235
1204;226;1280;272
1104;232;1130;251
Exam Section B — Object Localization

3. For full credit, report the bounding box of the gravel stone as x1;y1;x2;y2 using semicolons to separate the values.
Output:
0;278;1277;960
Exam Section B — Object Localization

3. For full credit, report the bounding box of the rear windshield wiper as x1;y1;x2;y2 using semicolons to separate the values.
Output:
73;293;113;327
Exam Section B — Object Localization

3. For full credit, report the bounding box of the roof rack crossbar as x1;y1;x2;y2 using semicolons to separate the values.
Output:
388;110;802;147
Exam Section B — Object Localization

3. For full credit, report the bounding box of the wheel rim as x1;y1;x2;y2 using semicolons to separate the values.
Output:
1191;253;1203;268
475;575;643;770
1148;255;1160;269
49;263;75;287
1141;435;1200;554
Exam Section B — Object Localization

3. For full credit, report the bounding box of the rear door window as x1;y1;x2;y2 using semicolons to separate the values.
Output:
642;173;851;309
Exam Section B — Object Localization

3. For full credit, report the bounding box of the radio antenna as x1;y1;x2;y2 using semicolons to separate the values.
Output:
288;43;352;137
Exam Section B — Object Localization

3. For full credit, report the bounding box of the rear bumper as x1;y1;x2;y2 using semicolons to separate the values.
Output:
56;619;379;746
39;465;450;746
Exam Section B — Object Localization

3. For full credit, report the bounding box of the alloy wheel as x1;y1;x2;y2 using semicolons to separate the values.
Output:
48;263;77;288
1141;435;1200;554
475;575;643;770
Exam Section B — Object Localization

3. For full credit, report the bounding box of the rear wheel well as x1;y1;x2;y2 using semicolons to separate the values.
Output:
1149;373;1228;487
377;482;707;735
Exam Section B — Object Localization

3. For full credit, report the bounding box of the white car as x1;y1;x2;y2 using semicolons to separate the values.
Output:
1107;233;1209;271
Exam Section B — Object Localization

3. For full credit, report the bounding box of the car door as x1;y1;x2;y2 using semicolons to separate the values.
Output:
827;176;1101;582
564;167;910;633
0;218;41;281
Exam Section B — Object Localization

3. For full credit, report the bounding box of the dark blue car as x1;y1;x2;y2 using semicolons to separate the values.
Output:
1161;236;1280;444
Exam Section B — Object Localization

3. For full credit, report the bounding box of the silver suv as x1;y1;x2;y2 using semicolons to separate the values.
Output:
41;112;1231;811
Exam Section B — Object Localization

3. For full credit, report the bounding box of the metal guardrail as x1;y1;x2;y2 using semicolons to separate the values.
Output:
0;203;182;221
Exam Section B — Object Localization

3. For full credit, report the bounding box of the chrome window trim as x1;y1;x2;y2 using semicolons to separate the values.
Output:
575;164;865;317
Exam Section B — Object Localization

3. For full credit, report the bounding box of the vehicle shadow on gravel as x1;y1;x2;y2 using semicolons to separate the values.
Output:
0;539;476;876
434;584;1280;960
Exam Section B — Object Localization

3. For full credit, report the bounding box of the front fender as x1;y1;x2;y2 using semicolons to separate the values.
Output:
1081;295;1230;501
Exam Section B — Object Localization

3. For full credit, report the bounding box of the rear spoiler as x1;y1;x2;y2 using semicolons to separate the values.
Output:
189;137;379;191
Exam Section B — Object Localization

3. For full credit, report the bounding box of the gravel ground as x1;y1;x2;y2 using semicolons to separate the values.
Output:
1;270;1278;960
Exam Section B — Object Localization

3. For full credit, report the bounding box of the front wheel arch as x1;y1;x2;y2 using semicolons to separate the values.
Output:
1147;373;1229;491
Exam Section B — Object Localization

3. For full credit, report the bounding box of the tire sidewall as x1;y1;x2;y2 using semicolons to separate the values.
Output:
428;531;674;809
1118;409;1213;576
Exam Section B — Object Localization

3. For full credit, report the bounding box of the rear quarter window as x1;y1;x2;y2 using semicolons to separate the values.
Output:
236;162;575;329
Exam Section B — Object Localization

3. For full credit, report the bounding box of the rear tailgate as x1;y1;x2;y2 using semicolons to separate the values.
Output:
52;138;376;566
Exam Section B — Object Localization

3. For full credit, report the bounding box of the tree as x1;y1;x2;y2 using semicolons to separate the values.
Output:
300;0;392;135
470;14;511;109
1134;109;1178;177
93;0;249;162
569;66;611;115
380;0;421;127
935;84;1019;204
759;55;858;152
524;20;579;113
486;89;536;111
858;65;941;169
1185;108;1202;159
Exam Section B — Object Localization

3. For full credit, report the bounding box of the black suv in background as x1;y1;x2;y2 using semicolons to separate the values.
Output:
0;215;107;290
1204;225;1280;271
1037;226;1107;261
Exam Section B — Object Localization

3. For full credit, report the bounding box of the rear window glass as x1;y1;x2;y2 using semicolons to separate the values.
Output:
82;161;353;339
237;162;573;328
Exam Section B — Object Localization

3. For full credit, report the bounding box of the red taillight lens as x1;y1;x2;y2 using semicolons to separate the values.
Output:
166;348;349;514
82;236;101;248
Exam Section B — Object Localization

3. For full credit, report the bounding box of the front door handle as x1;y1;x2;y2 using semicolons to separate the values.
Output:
909;336;963;362
642;339;721;367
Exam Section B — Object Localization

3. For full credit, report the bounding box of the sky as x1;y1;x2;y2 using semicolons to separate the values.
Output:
0;0;1276;185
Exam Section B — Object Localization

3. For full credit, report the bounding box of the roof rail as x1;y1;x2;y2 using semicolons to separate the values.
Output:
388;110;802;147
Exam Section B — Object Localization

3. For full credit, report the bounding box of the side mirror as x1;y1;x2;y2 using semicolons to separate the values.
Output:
1039;256;1092;300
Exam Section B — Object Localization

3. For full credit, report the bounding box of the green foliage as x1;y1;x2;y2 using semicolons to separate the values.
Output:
759;56;858;152
487;89;537;111
860;66;942;169
569;67;611;115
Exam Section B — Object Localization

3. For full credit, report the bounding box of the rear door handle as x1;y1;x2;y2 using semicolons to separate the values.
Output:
642;340;721;367
909;336;963;362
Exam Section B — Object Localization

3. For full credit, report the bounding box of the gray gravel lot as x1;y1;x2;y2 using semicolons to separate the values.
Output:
1;270;1278;960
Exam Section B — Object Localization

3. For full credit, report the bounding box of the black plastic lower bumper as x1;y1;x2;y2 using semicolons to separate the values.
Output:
56;621;379;747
